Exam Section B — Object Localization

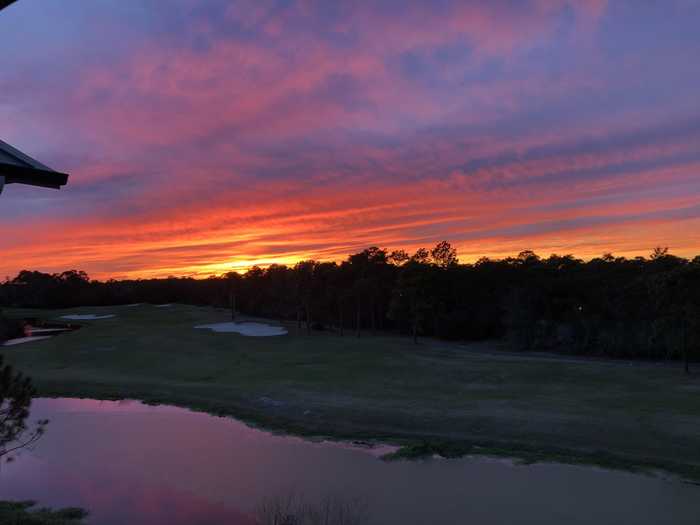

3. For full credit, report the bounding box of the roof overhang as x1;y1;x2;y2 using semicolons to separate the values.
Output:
0;1;17;12
1;1;70;193
0;140;69;191
0;1;18;12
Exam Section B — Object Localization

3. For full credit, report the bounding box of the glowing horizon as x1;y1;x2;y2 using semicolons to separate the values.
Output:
1;1;699;280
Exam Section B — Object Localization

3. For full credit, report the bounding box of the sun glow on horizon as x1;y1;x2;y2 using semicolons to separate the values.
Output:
1;1;700;279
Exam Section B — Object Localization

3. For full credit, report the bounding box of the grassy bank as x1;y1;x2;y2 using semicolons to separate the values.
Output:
3;304;700;482
0;501;87;525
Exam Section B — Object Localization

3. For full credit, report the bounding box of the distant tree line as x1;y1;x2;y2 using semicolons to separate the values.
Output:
2;243;699;367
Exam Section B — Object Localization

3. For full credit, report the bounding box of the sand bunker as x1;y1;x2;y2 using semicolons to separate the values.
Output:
124;303;142;307
27;327;72;334
195;322;287;337
3;336;52;346
60;314;115;320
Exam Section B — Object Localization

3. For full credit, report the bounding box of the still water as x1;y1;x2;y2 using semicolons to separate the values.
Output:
0;398;698;524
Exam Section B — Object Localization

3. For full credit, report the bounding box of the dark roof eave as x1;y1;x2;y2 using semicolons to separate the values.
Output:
0;163;69;189
0;1;18;12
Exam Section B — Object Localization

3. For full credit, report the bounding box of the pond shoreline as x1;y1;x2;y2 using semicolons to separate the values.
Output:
32;388;700;485
11;397;700;525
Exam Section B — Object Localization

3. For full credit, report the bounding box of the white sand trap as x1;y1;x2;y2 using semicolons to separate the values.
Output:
60;314;116;320
27;328;71;334
154;304;172;308
3;336;52;346
195;322;287;337
124;303;142;307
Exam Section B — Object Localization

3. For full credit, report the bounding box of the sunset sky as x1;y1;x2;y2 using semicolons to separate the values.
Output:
1;0;699;280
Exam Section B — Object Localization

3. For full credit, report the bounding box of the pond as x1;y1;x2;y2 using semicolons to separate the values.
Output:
0;398;698;524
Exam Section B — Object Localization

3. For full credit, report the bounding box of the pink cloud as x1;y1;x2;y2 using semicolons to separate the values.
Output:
4;0;700;279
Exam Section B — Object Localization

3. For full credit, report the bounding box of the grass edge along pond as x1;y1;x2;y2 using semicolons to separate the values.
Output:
0;500;87;525
3;304;700;484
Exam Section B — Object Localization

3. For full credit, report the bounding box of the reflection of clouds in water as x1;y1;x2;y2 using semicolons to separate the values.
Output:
25;398;396;454
8;398;700;525
0;451;255;525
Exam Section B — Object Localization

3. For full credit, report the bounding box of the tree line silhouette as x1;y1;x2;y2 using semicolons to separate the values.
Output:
1;242;699;368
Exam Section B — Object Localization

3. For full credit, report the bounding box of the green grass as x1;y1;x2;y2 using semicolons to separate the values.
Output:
4;304;700;481
0;501;87;525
